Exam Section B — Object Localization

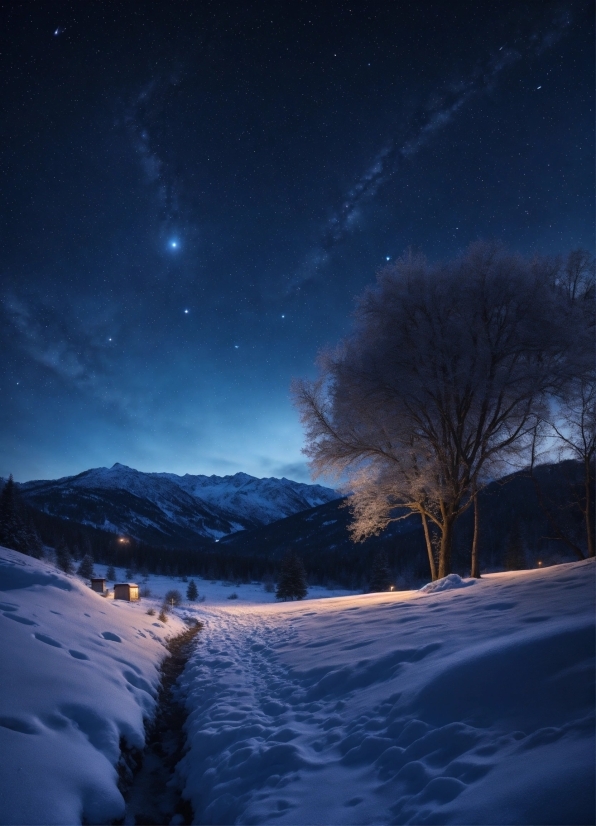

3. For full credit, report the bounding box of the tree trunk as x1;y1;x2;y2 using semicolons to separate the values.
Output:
470;491;481;578
585;455;595;558
438;516;455;579
420;510;437;581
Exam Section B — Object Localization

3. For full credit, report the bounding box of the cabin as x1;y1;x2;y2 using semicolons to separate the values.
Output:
114;583;140;601
90;578;106;594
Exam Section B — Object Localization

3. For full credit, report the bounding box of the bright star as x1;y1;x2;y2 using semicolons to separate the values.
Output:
281;314;285;318
184;309;189;314
108;337;112;342
170;240;178;249
386;256;390;261
234;345;239;349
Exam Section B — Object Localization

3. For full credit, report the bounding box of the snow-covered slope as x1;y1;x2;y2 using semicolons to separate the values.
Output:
0;547;185;825
19;464;339;545
178;560;595;825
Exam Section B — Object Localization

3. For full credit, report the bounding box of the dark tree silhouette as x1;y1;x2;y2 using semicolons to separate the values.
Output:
55;538;74;574
186;579;198;601
276;552;308;600
0;475;27;553
77;554;95;580
369;551;392;592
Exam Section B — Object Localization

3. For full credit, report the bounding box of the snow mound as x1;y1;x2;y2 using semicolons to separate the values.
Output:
178;561;595;825
0;548;185;825
419;573;477;593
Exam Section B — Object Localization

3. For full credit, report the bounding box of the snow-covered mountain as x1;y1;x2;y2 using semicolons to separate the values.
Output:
19;463;339;547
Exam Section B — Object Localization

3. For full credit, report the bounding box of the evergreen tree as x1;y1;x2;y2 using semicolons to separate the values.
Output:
369;551;392;592
77;554;95;580
55;538;74;574
186;579;198;601
106;565;117;581
23;521;43;558
276;552;308;601
0;475;27;553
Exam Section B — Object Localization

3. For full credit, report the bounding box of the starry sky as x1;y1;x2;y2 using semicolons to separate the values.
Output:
1;0;593;483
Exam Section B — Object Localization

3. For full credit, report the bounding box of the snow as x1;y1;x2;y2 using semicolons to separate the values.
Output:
419;573;477;593
0;548;185;825
1;551;594;825
176;560;595;825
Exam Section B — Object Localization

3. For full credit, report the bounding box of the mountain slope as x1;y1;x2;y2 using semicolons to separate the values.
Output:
18;464;339;548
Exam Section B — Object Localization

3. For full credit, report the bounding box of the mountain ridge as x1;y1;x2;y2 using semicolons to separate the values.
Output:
17;463;339;547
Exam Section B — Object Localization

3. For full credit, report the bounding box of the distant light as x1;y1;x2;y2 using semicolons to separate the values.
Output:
390;585;395;591
108;337;112;342
537;560;543;566
118;537;128;544
170;240;178;249
184;309;189;314
386;256;390;261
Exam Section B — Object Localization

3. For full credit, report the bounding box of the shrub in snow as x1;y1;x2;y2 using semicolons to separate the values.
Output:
158;609;168;623
164;589;182;608
276;552;308;601
227;592;238;600
146;607;156;616
77;554;94;580
368;550;392;592
186;580;198;601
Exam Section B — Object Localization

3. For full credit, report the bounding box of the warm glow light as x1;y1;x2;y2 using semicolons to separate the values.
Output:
390;585;395;591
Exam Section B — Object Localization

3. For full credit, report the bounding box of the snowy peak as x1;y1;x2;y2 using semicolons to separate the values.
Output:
19;464;339;547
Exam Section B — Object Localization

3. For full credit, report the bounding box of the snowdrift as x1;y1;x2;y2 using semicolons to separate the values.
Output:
0;548;184;825
179;561;595;825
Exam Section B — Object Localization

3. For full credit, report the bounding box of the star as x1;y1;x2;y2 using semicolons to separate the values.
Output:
386;256;390;261
170;240;178;249
234;345;239;349
281;314;285;318
184;309;189;314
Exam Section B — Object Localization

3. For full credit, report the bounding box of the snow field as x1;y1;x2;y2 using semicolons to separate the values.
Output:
0;548;186;825
176;560;595;825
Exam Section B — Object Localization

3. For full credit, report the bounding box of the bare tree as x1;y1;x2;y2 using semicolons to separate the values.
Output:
532;250;595;558
293;242;570;580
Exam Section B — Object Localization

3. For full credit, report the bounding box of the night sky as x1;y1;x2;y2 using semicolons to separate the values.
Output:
1;0;593;483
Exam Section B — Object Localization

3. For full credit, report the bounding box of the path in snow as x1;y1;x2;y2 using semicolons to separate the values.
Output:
177;561;595;825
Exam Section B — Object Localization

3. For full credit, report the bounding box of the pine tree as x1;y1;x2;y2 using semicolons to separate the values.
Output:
55;538;74;574
106;565;117;581
186;579;198;601
23;521;43;559
77;554;95;580
0;475;27;553
369;551;392;592
276;552;308;601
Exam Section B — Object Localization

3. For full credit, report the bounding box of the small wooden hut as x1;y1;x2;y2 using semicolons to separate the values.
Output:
90;578;106;594
114;583;140;601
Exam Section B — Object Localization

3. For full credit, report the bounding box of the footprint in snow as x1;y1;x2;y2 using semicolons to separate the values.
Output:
34;633;63;648
69;650;90;660
101;631;122;642
4;613;37;625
